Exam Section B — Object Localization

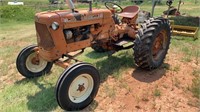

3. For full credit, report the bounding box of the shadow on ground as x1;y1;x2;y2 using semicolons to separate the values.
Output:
15;77;58;111
85;50;108;59
94;53;135;81
82;100;99;111
132;63;170;83
26;79;58;111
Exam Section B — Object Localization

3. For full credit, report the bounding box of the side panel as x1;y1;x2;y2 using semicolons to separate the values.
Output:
35;12;67;61
61;9;110;29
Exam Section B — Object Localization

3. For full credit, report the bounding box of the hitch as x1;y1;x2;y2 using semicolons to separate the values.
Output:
54;49;84;68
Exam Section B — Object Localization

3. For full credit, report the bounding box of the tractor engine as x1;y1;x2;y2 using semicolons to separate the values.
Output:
63;25;91;43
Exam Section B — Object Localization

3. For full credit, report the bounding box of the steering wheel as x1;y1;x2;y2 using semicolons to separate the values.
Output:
105;2;123;13
166;0;173;6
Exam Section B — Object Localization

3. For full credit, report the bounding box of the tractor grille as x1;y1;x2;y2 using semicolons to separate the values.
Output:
35;22;55;50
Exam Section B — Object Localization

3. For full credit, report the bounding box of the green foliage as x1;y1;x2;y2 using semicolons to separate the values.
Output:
169;16;199;27
0;0;48;5
49;0;58;4
49;0;54;3
0;5;35;22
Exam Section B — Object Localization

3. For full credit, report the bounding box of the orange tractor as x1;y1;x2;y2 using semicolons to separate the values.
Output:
16;0;171;111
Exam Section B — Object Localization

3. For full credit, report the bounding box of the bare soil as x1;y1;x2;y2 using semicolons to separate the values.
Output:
84;49;200;112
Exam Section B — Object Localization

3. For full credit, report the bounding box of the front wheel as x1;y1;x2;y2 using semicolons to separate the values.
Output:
56;62;100;111
16;45;53;78
133;17;171;70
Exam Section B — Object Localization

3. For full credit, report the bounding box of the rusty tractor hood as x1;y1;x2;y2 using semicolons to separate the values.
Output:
35;10;71;24
35;9;112;26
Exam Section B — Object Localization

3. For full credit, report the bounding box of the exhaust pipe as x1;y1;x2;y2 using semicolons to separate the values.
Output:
88;0;92;11
66;0;75;12
151;0;158;17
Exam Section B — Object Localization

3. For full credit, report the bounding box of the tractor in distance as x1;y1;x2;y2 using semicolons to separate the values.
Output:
16;0;171;111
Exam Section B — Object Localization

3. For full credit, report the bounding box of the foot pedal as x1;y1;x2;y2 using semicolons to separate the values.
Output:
115;40;134;48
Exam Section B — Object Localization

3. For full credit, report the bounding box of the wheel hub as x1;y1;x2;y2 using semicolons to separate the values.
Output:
152;30;167;60
69;74;94;103
153;34;163;55
26;52;48;73
77;83;85;92
31;57;40;65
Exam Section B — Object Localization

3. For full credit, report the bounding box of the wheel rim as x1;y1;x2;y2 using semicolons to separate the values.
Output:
26;52;48;73
68;74;94;103
152;30;168;61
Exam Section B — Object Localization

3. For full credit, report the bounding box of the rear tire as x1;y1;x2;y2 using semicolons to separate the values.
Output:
56;63;100;111
16;45;53;78
133;18;171;70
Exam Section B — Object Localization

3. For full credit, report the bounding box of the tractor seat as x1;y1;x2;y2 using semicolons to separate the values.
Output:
118;6;140;18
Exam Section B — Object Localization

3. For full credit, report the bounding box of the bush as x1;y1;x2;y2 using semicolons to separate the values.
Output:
0;5;36;22
169;16;200;27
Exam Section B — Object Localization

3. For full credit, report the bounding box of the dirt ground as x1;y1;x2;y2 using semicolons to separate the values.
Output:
84;49;200;112
0;25;199;111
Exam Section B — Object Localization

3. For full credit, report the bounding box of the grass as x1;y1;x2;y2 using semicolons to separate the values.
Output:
192;69;200;77
0;1;200;111
0;5;35;22
0;76;58;111
170;65;180;72
105;86;116;98
171;36;200;98
190;77;200;99
190;69;200;99
153;88;161;97
173;77;181;88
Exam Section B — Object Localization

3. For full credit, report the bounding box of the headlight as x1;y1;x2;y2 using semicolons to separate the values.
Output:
51;22;59;30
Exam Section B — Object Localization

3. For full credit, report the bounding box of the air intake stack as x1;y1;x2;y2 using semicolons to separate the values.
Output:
66;0;75;12
88;0;92;11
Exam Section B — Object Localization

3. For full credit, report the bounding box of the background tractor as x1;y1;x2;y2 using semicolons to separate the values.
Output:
16;0;171;111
